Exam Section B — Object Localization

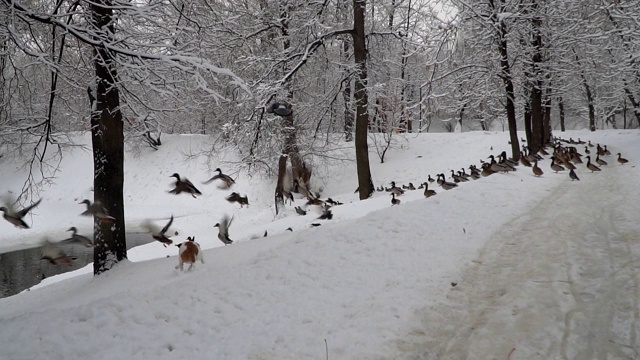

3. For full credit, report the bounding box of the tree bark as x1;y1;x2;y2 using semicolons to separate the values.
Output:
342;37;354;142
353;0;374;199
558;96;566;132
89;0;126;275
529;2;543;153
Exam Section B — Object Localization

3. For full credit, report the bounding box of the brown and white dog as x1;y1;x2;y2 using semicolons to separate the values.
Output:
175;236;204;271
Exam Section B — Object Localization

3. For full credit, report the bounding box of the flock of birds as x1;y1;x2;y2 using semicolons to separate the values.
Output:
374;136;630;206
0;167;249;267
0;136;631;270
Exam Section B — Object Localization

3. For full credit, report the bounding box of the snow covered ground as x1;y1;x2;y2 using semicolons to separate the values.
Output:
0;129;638;359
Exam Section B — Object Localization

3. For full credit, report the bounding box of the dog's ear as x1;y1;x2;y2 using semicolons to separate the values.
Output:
189;236;195;242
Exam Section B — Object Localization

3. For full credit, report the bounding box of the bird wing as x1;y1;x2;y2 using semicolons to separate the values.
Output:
141;219;161;235
161;215;174;235
40;238;65;259
17;198;42;218
220;214;233;236
183;178;202;194
202;174;221;184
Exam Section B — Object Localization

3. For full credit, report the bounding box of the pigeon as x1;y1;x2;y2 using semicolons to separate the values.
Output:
0;198;42;229
214;214;233;245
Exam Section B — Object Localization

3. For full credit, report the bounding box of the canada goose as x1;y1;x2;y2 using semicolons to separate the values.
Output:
61;227;94;247
481;163;495;177
617;153;629;165
225;192;249;208
597;144;605;156
79;199;115;221
427;175;436;183
40;239;77;266
489;155;514;173
169;173;202;198
203;168;235;189
532;160;543;177
569;168;580;181
0;198;42;229
142;215;174;246
604;145;611;156
588;140;594;147
402;182;416;191
391;193;401;205
214;214;234;245
438;174;459;190
595;154;607;166
584;146;590;155
549;157;565;173
421;182;436;198
386;181;405;196
585;156;601;173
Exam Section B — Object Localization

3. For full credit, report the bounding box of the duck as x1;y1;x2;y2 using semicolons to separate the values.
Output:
532;160;543;177
438;173;459;190
214;214;234;245
604;145;611;156
569;168;580;181
295;206;307;216
427;174;436;183
402;182;416;191
61;227;94;247
318;204;333;220
226;192;249;207
0;198;42;229
595;154;607;166
203;168;235;189
385;181;405;196
391;193;401;205
481;163;495;177
421;182;436;198
40;239;77;266
585;156;601;173
549;157;565;173
142;215;174;246
169;173;202;198
520;151;532;167
617;153;629;165
488;155;514;173
79;199;116;222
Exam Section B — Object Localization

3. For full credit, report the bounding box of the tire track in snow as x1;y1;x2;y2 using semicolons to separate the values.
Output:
396;162;640;359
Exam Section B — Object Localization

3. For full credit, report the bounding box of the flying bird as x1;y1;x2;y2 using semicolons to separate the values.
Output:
79;199;115;222
141;215;174;246
214;214;234;245
0;198;42;229
61;227;94;247
226;192;249;208
169;173;202;197
40;238;77;266
203;168;236;189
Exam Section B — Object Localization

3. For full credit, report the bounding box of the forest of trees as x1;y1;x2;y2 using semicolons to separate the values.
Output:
1;0;638;272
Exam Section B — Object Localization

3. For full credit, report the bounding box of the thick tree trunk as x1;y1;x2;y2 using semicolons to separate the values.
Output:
353;0;374;200
529;4;543;153
491;0;519;160
523;102;532;146
342;37;354;142
543;88;552;143
89;0;126;275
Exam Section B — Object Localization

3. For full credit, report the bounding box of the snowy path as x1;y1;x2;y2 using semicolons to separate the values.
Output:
401;162;640;359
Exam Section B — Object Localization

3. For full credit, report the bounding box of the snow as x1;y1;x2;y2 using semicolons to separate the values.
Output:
1;129;639;359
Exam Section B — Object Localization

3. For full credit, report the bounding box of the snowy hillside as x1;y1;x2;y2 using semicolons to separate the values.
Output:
0;129;639;359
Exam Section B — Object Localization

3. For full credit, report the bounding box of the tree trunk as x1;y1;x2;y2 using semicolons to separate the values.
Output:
89;0;126;275
491;0;519;160
543;88;552;144
523;102;532;146
529;3;543;153
353;0;374;200
343;37;354;142
558;96;566;132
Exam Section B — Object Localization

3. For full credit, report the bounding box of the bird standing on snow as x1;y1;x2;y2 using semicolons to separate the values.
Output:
0;198;42;229
169;173;202;198
214;215;234;245
142;215;174;246
569;168;580;181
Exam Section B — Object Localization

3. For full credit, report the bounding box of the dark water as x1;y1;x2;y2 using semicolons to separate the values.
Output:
0;233;153;299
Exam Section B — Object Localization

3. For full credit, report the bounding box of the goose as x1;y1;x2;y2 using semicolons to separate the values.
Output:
0;198;42;229
488;155;514;173
539;147;549;156
438;174;459;190
532;160;543;177
520;151;532;167
481;163;495;177
584;146;590;155
141;215;174;246
376;185;384;192
169;173;202;198
203;168;235;189
391;193;401;205
569;168;580;181
61;227;94;247
421;182;437;198
214;214;234;245
595;154;607;166
603;145;611;156
588;140;594;147
596;144;605;156
386;181;405;196
617;153;629;165
427;175;436;183
585;156;601;173
402;182;416;191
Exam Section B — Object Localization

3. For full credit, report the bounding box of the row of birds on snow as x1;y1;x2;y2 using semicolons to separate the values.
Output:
377;137;630;206
1;139;631;266
0;168;249;266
